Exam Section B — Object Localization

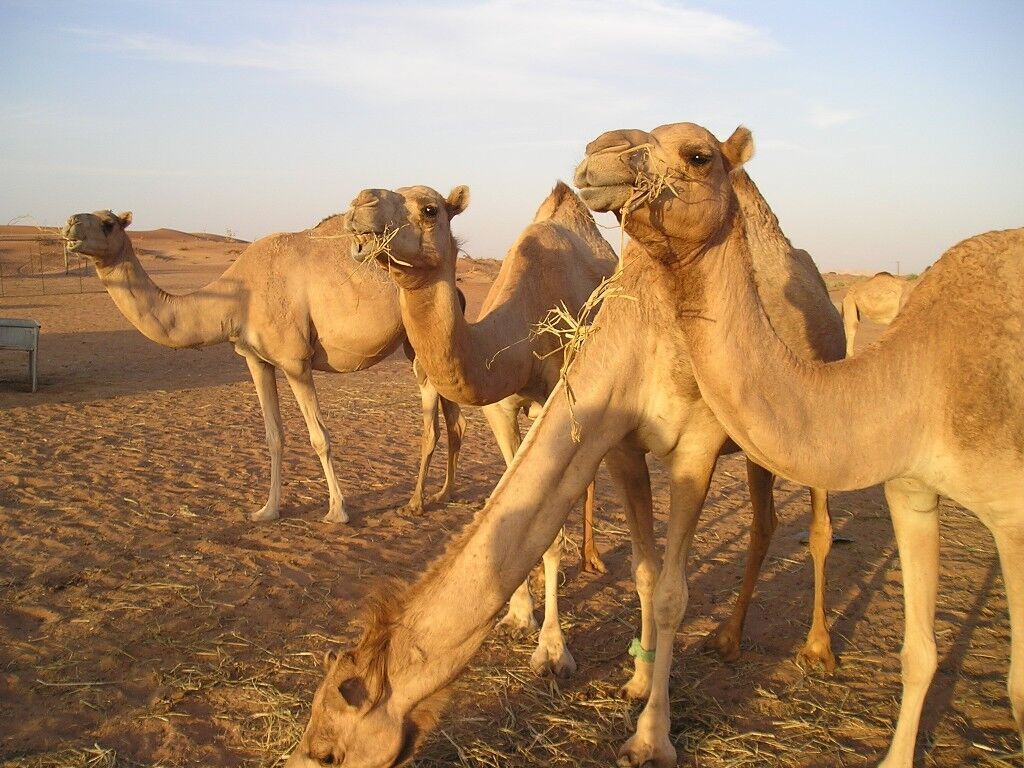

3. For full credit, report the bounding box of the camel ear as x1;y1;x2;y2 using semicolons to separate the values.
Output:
445;186;470;218
323;649;338;669
721;127;754;171
117;211;133;229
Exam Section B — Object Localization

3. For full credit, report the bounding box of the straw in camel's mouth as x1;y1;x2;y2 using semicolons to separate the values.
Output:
348;225;413;267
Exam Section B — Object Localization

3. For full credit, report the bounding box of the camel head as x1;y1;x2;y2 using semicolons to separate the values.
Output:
62;210;133;267
342;185;469;286
285;595;449;768
574;122;753;260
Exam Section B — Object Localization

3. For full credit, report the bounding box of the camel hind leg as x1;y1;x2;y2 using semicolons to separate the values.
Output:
878;477;940;768
485;400;539;634
582;480;607;573
428;395;465;507
404;360;442;515
243;354;284;522
283;367;347;524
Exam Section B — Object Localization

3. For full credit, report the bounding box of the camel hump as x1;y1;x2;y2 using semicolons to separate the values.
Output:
531;181;617;266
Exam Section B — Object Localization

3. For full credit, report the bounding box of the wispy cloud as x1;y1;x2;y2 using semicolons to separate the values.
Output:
66;0;780;104
809;105;859;129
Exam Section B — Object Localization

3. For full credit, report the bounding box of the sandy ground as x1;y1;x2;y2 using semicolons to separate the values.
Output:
0;229;1016;767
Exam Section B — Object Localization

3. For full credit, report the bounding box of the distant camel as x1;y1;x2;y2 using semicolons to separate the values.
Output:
840;271;913;356
63;210;464;523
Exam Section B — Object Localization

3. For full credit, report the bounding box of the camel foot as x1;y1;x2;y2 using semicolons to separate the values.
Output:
400;500;425;516
425;489;452;507
703;625;742;663
530;639;577;678
495;608;539;638
322;504;349;524
617;667;653;701
616;732;676;768
251;504;280;522
582;549;608;574
796;639;837;675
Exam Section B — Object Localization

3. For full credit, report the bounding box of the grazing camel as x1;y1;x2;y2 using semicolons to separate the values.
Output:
62;210;465;523
343;182;617;676
841;271;913;356
284;151;850;765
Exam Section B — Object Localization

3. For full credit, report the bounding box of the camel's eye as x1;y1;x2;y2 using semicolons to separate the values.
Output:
101;220;114;232
422;205;438;218
688;153;712;166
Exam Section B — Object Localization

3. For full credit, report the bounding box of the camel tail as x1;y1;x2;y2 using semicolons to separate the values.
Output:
532;181;617;266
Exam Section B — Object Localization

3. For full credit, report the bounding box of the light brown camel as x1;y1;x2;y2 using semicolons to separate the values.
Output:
62;210;465;523
575;123;1024;766
841;271;913;356
283;150;850;766
342;182;617;676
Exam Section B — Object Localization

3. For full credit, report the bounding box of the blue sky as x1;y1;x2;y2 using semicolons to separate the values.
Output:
2;0;1021;272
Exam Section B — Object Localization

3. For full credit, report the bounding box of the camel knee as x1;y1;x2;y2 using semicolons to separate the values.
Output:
653;577;687;629
265;426;284;455
309;425;331;457
634;558;657;599
900;635;937;689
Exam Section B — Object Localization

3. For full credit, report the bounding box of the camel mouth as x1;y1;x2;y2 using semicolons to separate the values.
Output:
577;182;634;214
64;239;84;253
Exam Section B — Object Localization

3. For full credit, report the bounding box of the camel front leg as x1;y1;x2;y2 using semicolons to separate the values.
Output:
283;368;347;523
878;477;939;768
429;395;466;507
530;531;577;677
841;295;859;358
707;459;777;663
605;446;658;700
404;362;442;515
797;486;836;673
618;439;719;768
243;354;284;522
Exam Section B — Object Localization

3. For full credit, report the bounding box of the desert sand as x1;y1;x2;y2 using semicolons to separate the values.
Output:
0;228;1014;767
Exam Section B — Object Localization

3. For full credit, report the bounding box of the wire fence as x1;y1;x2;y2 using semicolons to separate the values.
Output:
0;234;103;297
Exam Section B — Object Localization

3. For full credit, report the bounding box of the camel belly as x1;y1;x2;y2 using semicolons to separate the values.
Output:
312;337;404;373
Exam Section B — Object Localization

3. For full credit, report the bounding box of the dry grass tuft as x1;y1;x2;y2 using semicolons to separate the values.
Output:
530;271;635;442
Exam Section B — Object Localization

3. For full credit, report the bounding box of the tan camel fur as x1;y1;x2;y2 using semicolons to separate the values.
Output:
342;182;617;676
841;271;913;356
63;210;465;523
574;122;1024;766
283;153;849;766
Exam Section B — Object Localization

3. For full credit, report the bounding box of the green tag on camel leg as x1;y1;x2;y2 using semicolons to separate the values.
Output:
628;637;655;663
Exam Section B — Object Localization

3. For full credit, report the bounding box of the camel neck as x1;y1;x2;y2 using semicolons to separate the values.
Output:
398;275;530;406
375;300;640;708
96;239;236;349
670;211;926;491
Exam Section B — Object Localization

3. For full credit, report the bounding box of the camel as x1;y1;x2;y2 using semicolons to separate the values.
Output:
574;123;1024;766
840;271;913;356
342;182;618;676
62;210;465;523
283;155;851;765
